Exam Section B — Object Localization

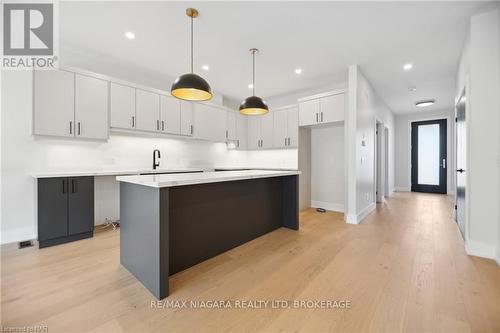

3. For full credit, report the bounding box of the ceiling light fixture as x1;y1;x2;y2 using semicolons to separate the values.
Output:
240;48;268;115
202;64;209;71
415;100;435;107
295;68;302;74
125;32;135;39
171;8;212;101
403;63;413;71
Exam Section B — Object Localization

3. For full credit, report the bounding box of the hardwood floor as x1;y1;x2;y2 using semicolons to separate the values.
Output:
1;192;499;332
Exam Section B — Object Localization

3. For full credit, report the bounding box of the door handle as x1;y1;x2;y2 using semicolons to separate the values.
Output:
71;179;76;193
62;179;66;194
77;122;81;135
457;169;465;173
69;121;73;135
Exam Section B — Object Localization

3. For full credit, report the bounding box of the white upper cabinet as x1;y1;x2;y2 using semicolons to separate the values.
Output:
298;98;320;126
273;106;299;148
34;70;75;137
75;74;109;140
247;116;261;150
160;95;181;134
273;109;288;148
260;113;274;149
179;101;193;136
110;83;136;130
320;93;345;123
193;103;226;142
298;91;345;126
136;89;160;132
235;114;247;149
226;111;237;141
287;106;299;147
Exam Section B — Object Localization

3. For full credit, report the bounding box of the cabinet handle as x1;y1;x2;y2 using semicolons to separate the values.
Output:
71;179;76;193
162;121;165;131
237;140;239;148
316;113;319;123
69;121;73;135
285;138;287;146
132;116;135;128
190;125;193;135
77;122;81;135
157;120;160;131
62;179;66;194
321;112;323;122
288;137;291;146
226;130;228;139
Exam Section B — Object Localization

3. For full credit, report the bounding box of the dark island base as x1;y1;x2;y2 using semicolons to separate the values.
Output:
120;175;298;300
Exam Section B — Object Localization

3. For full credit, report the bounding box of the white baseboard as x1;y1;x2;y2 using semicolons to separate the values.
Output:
345;213;358;224
311;200;344;213
497;247;500;267
394;186;410;192
465;240;497;261
344;203;376;225
357;203;376;223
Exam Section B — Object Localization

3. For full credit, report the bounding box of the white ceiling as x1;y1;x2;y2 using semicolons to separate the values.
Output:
60;1;493;114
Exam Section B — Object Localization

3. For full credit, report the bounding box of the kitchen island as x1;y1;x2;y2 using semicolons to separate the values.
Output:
116;170;300;299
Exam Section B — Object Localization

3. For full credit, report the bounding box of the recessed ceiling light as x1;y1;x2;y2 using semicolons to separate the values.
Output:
248;83;254;89
125;32;135;40
408;86;417;92
295;68;302;74
403;63;413;71
415;100;435;107
202;64;209;71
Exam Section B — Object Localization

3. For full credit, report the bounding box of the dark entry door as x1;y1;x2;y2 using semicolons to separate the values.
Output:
455;91;466;237
411;119;447;194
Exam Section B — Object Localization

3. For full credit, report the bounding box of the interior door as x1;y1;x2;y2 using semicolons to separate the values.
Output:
455;91;466;237
411;119;447;194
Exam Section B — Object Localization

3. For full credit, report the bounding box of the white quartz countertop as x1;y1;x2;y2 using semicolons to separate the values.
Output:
116;170;300;188
31;168;204;178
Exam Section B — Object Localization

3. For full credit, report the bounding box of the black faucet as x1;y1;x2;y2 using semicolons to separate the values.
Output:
153;149;161;170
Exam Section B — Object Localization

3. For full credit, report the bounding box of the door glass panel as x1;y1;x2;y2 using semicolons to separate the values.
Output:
418;124;440;185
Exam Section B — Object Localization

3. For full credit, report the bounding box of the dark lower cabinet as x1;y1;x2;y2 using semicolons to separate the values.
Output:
38;176;94;248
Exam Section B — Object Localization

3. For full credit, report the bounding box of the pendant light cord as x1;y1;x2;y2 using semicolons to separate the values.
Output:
252;50;255;96
190;15;194;73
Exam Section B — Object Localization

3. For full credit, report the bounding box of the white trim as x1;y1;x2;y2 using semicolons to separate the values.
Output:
311;200;344;213
345;213;358;224
357;203;376;223
272;104;298;112
394;186;411;192
465;240;497;260
496;247;500;266
297;89;347;103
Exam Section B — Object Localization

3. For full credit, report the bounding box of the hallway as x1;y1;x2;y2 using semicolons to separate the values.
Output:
1;193;499;332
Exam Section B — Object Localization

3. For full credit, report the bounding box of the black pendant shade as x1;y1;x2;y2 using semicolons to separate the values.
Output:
171;8;212;102
171;73;212;101
240;48;268;115
239;96;269;115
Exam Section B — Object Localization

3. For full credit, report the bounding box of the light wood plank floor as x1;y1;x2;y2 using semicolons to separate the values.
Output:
1;192;499;333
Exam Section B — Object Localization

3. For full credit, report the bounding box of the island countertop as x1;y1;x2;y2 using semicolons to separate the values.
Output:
116;169;300;188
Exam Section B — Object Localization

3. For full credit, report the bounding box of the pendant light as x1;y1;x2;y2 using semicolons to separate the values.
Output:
171;8;212;101
239;48;269;115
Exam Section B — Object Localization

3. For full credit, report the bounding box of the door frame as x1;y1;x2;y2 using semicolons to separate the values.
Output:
411;119;447;194
455;83;470;244
406;115;453;194
374;119;387;203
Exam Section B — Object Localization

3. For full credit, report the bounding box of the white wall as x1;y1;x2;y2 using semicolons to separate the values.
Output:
310;124;345;212
394;109;455;193
298;128;311;211
0;70;297;245
455;8;500;261
346;65;395;223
